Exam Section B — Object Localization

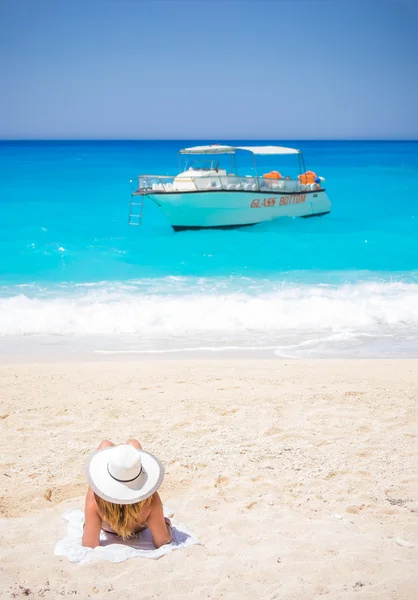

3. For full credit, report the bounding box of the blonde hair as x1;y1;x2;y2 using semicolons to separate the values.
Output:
95;493;154;539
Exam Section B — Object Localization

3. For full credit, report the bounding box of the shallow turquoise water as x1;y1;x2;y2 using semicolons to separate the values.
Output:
0;140;417;357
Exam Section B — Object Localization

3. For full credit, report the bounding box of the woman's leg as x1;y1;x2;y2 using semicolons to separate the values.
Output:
97;439;114;450
96;439;141;450
126;438;142;450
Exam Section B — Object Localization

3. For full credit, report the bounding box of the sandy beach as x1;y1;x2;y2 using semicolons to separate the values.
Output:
0;359;417;599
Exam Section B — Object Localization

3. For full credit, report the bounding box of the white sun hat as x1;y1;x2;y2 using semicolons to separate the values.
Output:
85;445;165;505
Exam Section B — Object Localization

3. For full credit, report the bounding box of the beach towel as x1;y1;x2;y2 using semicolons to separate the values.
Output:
54;509;200;564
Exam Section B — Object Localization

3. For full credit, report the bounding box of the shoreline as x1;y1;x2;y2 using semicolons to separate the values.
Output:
2;341;418;363
1;359;417;598
2;353;418;365
5;352;418;364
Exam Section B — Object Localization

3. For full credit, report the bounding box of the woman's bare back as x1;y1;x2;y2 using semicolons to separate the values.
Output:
82;439;172;549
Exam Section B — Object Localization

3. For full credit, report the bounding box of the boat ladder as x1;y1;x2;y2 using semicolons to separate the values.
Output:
128;190;145;226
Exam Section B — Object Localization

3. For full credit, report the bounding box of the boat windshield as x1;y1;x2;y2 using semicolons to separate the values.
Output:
187;159;220;171
182;155;235;173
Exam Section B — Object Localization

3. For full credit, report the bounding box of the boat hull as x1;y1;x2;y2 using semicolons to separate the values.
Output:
149;189;331;230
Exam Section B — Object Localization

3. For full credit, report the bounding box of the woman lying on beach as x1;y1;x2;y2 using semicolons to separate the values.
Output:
82;439;172;549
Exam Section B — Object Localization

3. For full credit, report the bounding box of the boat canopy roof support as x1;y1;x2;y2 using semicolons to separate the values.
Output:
179;144;300;155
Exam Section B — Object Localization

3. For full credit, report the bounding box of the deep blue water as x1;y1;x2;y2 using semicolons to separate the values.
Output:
0;140;417;357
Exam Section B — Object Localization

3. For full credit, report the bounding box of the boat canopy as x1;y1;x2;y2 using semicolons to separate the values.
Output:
179;144;300;156
179;145;236;155
237;145;299;155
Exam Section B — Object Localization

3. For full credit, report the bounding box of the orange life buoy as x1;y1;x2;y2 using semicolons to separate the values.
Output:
298;171;317;185
263;171;282;180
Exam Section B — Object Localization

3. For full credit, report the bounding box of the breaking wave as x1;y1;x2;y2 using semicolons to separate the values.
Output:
1;280;417;339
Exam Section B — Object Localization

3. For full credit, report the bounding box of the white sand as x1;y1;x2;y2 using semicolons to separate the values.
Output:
0;360;417;599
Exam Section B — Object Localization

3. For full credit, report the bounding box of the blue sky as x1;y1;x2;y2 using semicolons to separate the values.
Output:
1;0;417;139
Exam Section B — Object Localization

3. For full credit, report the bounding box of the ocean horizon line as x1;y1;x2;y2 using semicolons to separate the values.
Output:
1;138;418;143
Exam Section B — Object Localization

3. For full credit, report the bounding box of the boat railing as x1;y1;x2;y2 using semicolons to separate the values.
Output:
132;175;177;194
193;175;308;193
132;174;318;194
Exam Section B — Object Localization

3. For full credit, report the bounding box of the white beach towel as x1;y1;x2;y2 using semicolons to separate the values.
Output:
54;509;200;564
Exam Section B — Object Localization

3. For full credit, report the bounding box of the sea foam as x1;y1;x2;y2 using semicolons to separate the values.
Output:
1;280;417;338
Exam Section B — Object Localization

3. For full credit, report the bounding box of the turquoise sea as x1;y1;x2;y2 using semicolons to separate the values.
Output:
0;140;417;358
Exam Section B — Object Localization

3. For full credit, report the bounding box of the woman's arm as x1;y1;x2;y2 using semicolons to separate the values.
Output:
147;492;172;548
82;488;102;548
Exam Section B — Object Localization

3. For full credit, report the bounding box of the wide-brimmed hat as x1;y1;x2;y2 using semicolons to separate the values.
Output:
85;445;164;505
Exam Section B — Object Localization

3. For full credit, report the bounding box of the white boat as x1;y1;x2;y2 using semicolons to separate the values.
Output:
129;144;331;231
